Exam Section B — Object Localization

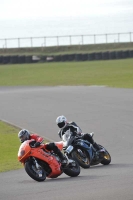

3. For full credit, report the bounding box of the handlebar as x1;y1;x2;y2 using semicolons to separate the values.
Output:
66;135;82;147
29;140;44;148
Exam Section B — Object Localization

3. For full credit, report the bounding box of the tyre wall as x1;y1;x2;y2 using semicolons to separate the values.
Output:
18;55;26;63
10;55;18;64
102;51;109;60
0;50;133;64
0;56;3;64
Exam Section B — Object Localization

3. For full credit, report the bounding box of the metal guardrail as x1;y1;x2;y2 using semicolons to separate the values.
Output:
0;32;132;48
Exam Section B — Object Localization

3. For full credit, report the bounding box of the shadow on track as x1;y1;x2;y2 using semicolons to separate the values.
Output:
90;163;133;170
18;174;103;184
18;163;133;184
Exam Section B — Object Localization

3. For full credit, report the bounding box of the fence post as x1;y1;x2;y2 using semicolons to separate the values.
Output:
69;36;71;45
31;37;32;47
57;36;59;46
106;34;108;43
5;39;7;48
129;32;132;42
82;35;83;45
44;37;46;47
118;33;120;43
94;35;96;44
18;38;20;48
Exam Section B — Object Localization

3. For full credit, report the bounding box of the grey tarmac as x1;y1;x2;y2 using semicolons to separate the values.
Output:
0;86;133;200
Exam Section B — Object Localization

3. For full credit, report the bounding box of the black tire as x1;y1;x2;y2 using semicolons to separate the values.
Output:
25;159;46;182
63;160;80;177
71;147;90;168
98;145;111;165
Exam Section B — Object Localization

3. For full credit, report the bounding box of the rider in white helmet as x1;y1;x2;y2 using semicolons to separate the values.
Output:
56;115;105;152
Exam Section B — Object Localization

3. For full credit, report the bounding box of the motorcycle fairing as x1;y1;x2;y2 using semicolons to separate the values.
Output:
18;140;62;178
73;139;94;162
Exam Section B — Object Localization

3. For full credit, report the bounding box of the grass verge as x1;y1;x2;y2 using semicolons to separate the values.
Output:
0;121;49;172
0;42;133;55
0;59;133;88
0;120;22;172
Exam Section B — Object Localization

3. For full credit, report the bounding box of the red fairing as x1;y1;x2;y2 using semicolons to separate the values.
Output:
18;139;62;178
30;134;43;143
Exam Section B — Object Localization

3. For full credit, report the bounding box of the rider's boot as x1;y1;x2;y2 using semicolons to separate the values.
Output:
93;142;105;153
56;149;68;165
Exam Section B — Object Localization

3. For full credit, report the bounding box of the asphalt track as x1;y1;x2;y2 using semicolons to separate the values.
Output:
0;86;133;200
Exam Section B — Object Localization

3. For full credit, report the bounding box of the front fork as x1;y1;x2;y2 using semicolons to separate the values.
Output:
64;147;77;167
32;157;42;177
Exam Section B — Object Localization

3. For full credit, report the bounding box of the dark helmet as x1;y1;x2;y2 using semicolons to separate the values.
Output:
18;129;30;143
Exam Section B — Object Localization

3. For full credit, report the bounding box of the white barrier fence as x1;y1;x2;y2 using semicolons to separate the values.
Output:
0;32;132;48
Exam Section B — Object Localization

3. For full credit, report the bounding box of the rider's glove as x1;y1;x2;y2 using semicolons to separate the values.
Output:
34;142;41;147
63;146;67;151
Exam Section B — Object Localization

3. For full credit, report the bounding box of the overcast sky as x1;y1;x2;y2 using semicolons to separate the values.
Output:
0;0;132;20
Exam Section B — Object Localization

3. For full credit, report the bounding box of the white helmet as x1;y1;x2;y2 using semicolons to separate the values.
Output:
18;129;30;143
56;115;67;128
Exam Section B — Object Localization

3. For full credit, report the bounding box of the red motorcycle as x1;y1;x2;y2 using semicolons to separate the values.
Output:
18;139;80;182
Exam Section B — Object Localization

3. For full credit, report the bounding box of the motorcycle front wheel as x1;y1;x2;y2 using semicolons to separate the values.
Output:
25;158;46;182
71;147;90;168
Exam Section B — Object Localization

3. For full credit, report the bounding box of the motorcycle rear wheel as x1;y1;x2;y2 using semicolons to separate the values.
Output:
25;159;46;182
98;145;111;165
71;147;90;168
63;160;80;177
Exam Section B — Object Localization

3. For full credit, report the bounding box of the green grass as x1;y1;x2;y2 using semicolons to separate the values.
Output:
0;121;22;172
0;59;133;88
0;121;49;172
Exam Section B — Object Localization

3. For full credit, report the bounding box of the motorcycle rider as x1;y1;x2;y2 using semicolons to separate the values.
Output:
18;129;67;165
56;115;105;153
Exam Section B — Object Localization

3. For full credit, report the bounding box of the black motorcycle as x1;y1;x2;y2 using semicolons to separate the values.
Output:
64;133;111;169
